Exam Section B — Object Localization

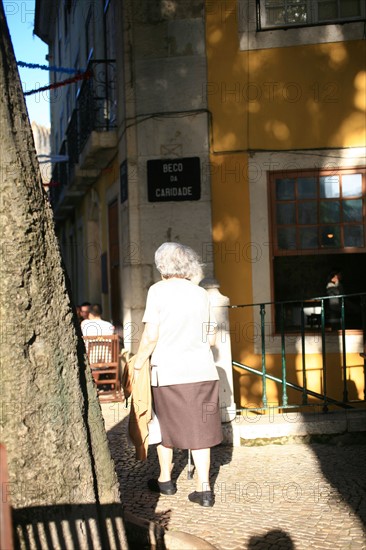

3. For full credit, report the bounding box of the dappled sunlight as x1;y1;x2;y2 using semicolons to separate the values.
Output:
212;215;241;240
237;371;266;408
219;130;239;149
319;42;349;69
247;52;264;72
207;33;364;151
207;28;224;45
264;120;290;141
238;373;251;388
295;354;324;394
251;379;264;396
330;112;366;147
306;98;321;115
248;101;261;113
343;146;366;163
354;70;366;111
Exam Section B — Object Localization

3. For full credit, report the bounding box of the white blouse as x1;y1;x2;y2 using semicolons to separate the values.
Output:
142;278;219;387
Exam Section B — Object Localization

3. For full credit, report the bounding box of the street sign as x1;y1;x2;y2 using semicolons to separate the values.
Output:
147;157;201;202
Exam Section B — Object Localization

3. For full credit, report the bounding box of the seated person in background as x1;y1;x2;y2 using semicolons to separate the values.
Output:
79;302;91;322
81;303;115;336
76;305;83;324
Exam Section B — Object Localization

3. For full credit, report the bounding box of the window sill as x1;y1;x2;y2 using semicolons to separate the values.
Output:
258;18;365;32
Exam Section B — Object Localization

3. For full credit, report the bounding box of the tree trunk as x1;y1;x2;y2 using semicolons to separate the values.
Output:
0;4;127;548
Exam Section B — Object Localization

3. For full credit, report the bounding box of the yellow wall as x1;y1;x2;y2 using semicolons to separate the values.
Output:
206;1;365;153
206;0;366;408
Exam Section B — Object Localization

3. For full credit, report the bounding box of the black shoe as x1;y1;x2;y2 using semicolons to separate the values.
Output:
188;490;214;507
147;478;177;495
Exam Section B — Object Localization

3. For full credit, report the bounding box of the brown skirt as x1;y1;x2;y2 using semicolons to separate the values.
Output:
152;380;223;450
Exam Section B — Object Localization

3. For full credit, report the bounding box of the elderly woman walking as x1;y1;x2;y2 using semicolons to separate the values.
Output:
132;242;222;507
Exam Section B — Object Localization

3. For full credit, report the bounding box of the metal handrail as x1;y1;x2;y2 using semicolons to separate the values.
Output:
229;292;366;309
231;293;366;412
232;361;354;410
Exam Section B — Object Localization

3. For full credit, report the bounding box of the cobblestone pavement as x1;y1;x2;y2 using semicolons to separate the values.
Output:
102;403;366;550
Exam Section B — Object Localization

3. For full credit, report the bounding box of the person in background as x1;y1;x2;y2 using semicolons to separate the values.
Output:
76;305;83;324
326;270;344;330
79;302;91;322
81;303;115;336
133;242;222;508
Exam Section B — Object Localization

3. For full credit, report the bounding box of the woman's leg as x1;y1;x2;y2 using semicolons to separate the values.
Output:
157;444;173;482
191;448;211;492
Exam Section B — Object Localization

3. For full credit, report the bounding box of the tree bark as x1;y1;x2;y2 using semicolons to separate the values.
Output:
0;4;127;548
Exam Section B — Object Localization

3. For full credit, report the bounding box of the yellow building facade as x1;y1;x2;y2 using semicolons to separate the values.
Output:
206;0;366;408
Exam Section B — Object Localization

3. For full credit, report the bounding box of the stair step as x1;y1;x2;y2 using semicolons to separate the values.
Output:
221;409;366;446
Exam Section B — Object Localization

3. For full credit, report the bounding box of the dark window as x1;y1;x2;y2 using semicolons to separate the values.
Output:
259;0;365;30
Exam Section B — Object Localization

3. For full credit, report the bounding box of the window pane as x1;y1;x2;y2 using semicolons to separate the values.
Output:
344;225;364;247
320;175;340;198
273;169;365;254
277;227;296;249
297;177;317;198
318;1;338;21
299;227;318;249
265;6;286;26
276;178;295;200
298;201;317;224
277;203;296;224
340;0;362;17
320;226;341;248
264;1;308;26
342;173;362;197
286;3;307;24
320;200;340;223
343;199;363;222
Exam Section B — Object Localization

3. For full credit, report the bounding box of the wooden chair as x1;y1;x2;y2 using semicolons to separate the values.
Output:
83;334;122;402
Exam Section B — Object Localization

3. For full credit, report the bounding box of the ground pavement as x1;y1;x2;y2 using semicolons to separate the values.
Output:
101;402;366;550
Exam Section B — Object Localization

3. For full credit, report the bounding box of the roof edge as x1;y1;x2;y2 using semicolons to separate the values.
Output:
34;0;57;45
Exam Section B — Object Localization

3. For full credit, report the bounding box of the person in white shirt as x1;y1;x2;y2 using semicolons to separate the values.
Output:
81;304;115;336
133;242;222;508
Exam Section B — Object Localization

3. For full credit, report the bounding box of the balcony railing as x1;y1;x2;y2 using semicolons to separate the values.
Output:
66;109;79;171
231;293;366;413
78;60;117;152
49;60;116;216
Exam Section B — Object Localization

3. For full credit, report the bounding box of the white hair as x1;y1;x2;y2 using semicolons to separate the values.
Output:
154;242;204;283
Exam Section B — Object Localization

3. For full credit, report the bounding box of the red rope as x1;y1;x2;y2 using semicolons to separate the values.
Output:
24;71;92;96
